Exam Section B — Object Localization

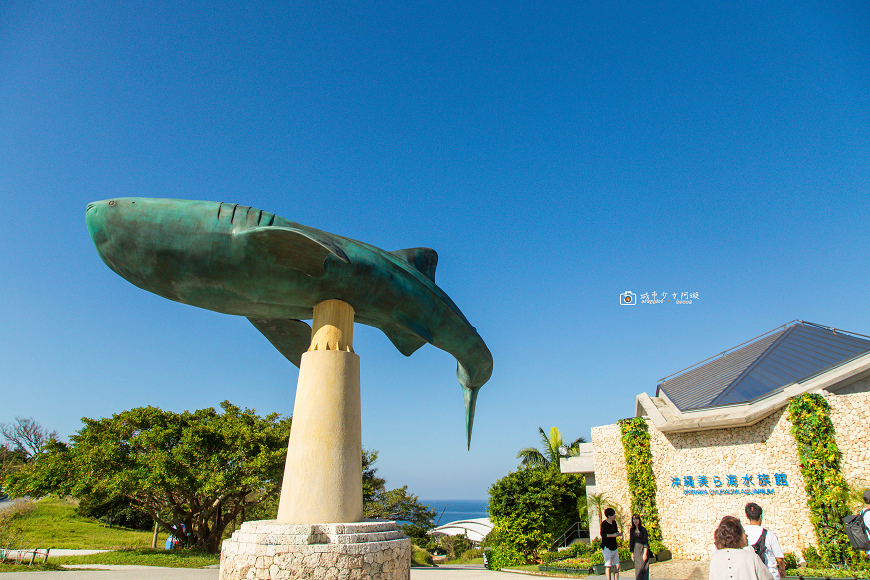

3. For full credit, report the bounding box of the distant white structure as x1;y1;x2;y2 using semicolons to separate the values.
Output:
428;518;493;544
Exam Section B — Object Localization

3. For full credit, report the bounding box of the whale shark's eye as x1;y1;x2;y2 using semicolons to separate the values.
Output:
108;200;116;206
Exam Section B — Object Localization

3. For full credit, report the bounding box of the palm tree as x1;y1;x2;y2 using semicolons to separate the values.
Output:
586;493;611;528
516;426;586;470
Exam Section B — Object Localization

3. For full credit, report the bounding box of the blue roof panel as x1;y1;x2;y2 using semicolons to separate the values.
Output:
658;322;870;411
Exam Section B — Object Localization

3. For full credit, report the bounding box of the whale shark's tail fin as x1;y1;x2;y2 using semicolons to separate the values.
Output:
458;361;483;450
462;384;479;450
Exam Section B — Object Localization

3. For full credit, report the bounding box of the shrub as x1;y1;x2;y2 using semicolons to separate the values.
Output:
802;546;823;568
487;543;524;570
617;417;663;543
410;545;434;567
787;394;851;565
782;552;797;570
783;568;870;578
488;467;583;563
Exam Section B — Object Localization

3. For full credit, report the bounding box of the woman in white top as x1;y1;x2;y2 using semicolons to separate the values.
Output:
709;516;773;580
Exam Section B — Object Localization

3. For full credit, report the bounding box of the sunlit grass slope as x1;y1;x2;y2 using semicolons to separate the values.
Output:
16;497;153;549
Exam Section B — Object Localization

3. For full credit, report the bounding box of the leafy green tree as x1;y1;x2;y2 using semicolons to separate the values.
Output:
76;495;154;530
362;449;435;530
488;467;583;563
7;402;290;553
516;427;585;471
0;444;26;488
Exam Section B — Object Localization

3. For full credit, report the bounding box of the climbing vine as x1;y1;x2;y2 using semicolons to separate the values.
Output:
787;393;851;565
617;417;663;544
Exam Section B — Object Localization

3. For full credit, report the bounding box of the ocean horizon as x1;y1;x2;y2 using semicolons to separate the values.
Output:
421;499;489;526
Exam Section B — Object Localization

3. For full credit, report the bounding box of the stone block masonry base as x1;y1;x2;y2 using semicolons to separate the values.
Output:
219;520;411;580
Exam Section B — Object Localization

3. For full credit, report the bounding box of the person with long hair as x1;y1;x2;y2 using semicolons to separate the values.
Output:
710;516;773;580
629;514;650;580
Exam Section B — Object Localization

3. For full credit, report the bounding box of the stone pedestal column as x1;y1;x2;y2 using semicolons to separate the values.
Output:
220;299;410;580
277;299;363;524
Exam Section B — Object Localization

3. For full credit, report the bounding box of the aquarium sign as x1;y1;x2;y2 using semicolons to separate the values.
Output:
668;472;789;496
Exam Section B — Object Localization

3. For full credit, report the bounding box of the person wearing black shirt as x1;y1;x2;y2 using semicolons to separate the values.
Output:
600;507;623;580
629;514;650;580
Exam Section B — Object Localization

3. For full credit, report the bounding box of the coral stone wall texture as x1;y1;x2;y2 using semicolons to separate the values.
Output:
219;520;410;580
590;392;870;561
828;391;870;485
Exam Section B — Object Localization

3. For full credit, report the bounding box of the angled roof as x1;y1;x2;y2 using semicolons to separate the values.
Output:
428;518;493;542
658;322;870;411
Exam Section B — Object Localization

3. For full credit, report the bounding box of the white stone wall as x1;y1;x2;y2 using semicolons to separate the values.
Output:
590;391;870;561
828;392;870;486
219;520;410;580
590;424;631;534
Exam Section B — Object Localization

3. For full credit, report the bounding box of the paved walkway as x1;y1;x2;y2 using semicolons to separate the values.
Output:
504;559;709;580
0;560;709;579
0;563;515;579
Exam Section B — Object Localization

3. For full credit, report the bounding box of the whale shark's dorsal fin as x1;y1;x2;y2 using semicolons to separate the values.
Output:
240;227;350;277
390;248;438;282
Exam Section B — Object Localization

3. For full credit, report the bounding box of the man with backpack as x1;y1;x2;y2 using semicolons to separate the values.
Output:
865;490;870;552
843;490;870;554
745;503;785;580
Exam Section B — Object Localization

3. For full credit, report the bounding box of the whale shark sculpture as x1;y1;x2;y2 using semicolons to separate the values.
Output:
86;198;492;446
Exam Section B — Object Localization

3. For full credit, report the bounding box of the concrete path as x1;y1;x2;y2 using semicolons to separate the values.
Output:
0;563;521;580
0;566;219;579
0;560;708;579
46;549;113;557
0;497;28;512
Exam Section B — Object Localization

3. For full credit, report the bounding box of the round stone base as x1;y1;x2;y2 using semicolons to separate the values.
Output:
219;520;410;580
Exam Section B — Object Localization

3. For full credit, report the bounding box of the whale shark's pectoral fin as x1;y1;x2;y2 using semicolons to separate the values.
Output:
389;248;438;282
248;318;311;368
240;227;350;277
383;325;428;356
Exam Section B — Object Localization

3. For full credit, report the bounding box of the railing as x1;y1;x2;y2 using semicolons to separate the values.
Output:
0;547;51;566
550;522;589;551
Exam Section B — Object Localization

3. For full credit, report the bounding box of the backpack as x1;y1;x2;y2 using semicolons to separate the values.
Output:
843;509;870;551
752;529;768;565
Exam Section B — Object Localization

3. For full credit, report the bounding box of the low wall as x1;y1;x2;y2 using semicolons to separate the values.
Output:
219;520;410;580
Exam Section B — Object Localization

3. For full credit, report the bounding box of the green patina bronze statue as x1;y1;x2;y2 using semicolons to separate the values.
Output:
86;198;493;446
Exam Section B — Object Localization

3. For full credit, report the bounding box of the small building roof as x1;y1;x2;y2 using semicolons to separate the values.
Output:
428;518;493;543
658;321;870;411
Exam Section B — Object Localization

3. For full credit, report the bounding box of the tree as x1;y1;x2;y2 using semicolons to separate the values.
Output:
0;444;27;486
76;495;154;530
516;427;585;471
586;492;611;530
362;449;435;530
0;417;57;461
488;467;583;562
7;402;290;553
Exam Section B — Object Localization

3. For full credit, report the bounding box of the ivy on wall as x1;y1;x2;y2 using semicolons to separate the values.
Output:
617;417;663;543
787;393;851;565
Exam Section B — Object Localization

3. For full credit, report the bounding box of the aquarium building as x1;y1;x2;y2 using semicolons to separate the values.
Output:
562;320;870;559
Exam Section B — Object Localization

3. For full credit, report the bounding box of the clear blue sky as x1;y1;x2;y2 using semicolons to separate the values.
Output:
1;1;868;500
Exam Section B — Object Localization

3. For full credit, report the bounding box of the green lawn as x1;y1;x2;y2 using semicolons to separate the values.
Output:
52;548;219;568
13;497;154;549
0;563;64;573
